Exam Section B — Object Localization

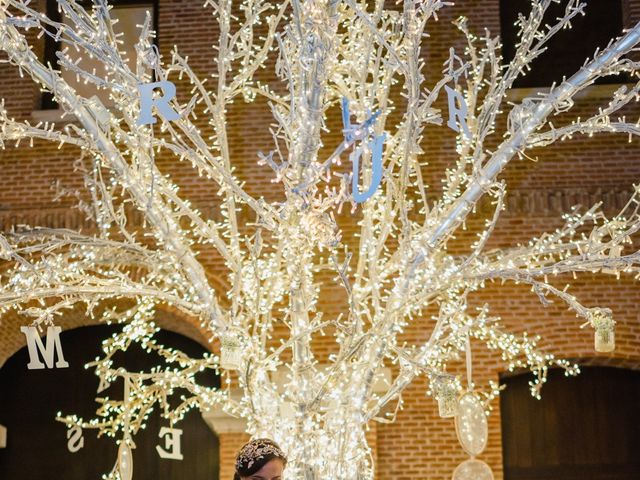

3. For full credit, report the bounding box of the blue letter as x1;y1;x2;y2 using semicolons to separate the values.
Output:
352;133;386;203
136;81;180;126
445;85;471;139
341;97;354;143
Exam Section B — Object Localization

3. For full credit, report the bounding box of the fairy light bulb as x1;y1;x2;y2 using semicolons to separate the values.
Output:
2;1;639;479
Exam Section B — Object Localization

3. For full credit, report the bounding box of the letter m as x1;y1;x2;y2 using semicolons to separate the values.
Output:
20;326;69;369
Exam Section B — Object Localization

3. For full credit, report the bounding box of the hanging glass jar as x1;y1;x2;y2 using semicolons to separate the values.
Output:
220;334;243;370
434;376;459;418
589;308;615;353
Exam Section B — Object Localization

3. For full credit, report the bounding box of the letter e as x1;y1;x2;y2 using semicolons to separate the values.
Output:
156;427;184;460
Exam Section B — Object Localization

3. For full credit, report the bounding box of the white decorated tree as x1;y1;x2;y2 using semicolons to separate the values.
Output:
1;0;640;478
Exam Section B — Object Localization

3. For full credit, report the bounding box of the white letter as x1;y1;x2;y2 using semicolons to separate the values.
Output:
20;326;69;370
156;427;184;460
445;85;471;139
97;375;111;394
67;425;84;453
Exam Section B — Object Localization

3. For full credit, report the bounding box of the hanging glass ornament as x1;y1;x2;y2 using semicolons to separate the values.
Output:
220;334;243;370
451;458;494;480
595;324;615;352
117;441;134;480
588;308;615;353
434;376;459;418
455;392;488;457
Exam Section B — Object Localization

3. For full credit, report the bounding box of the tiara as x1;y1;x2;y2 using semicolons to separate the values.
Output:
235;438;286;472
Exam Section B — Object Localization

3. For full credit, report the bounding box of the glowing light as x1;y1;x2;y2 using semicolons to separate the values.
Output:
1;1;639;479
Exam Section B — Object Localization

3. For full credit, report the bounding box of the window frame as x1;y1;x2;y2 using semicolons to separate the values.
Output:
41;0;160;110
498;0;628;90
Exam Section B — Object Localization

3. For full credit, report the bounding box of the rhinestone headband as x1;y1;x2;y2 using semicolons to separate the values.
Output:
235;438;287;473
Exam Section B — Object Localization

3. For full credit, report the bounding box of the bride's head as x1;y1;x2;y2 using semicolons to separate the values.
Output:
234;438;287;480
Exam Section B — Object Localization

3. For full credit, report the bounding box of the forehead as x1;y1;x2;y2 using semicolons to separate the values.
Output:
249;458;285;478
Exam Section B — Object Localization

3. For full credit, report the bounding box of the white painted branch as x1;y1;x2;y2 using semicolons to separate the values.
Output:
424;22;640;252
0;16;227;331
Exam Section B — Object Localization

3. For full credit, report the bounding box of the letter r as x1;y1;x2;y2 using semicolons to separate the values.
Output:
445;85;471;139
136;81;180;126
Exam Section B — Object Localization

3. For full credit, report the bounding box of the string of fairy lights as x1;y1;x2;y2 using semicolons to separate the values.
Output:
1;0;640;478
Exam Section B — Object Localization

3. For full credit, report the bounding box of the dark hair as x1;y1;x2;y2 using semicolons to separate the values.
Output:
234;438;287;480
233;453;285;479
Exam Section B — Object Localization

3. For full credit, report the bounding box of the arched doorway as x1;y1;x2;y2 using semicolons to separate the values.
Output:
501;366;640;479
0;324;220;479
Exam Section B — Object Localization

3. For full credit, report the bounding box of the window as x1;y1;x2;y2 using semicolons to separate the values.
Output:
42;0;158;109
500;0;627;88
500;367;640;480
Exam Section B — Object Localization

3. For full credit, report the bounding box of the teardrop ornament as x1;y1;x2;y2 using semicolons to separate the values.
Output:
117;442;134;480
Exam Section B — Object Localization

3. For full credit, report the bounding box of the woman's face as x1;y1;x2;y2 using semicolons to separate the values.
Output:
242;458;284;480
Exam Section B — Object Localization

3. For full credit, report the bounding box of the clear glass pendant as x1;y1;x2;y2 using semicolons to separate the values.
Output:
452;458;494;480
117;442;134;480
455;392;488;457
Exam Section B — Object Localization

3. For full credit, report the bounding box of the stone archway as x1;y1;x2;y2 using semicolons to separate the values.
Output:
0;324;221;479
0;301;215;368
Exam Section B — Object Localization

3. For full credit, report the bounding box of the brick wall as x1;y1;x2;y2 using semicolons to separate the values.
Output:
2;1;640;479
219;433;250;480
